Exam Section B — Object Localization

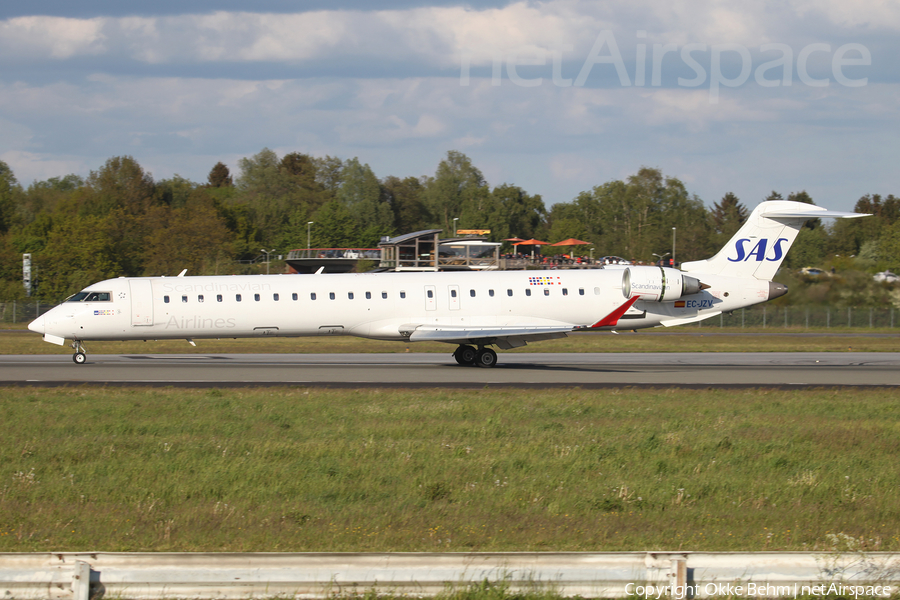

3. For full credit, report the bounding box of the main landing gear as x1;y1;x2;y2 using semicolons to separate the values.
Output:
453;344;498;368
71;341;87;365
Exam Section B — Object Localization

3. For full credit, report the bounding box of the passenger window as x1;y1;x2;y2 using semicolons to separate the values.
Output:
525;289;531;297
544;288;550;296
274;293;279;301
217;295;223;302
329;292;335;300
198;295;204;302
382;291;388;299
236;294;242;302
348;292;354;300
562;288;568;296
292;293;298;301
594;287;601;295
507;289;513;296
182;295;188;303
366;291;371;299
311;293;317;300
451;289;457;298
400;291;406;299
489;289;495;297
254;293;260;301
164;295;170;304
469;289;475;297
579;288;585;296
427;290;433;298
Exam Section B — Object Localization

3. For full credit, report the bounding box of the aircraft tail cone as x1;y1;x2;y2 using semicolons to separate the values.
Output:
768;282;788;300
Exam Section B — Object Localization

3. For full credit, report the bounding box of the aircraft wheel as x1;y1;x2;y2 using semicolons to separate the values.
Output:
475;347;498;368
454;345;477;366
73;352;87;365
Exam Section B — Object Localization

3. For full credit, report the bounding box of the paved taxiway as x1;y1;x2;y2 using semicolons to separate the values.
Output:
1;352;898;387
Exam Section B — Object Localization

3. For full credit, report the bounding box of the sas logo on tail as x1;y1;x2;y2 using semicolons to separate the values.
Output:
728;238;788;262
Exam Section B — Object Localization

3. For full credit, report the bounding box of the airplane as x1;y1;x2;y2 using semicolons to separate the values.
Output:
28;200;866;366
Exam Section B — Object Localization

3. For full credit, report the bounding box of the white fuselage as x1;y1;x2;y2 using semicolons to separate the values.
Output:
31;268;769;344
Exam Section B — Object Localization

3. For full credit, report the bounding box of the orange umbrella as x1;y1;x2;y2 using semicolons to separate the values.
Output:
551;238;590;246
513;239;550;259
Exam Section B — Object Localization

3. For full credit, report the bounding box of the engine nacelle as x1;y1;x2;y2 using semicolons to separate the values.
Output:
623;266;705;302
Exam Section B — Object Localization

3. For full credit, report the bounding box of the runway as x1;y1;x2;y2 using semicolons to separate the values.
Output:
1;352;898;388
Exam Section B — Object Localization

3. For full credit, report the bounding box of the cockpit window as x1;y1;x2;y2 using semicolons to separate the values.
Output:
67;291;111;302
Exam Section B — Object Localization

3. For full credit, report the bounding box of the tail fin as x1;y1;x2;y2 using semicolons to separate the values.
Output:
681;200;867;281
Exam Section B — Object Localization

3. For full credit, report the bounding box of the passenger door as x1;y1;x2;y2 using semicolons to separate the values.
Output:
129;279;153;326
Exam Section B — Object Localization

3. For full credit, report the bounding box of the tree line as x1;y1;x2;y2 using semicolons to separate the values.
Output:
0;149;897;305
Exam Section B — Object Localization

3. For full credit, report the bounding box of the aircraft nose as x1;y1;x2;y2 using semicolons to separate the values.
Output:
28;315;45;334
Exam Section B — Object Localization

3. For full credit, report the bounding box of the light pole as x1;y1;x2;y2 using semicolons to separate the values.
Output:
672;227;677;268
261;248;276;275
590;248;594;263
307;221;314;251
452;217;459;236
652;251;670;267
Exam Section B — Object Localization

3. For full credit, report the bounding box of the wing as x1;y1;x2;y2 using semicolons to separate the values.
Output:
406;325;574;349
402;297;639;349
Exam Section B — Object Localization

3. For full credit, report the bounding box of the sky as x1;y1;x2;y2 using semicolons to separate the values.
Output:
0;0;897;212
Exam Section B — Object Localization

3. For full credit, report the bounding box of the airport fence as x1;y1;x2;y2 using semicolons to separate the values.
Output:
696;306;898;329
0;302;51;325
0;302;897;329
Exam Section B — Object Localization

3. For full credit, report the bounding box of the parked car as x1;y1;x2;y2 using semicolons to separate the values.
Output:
599;256;632;268
873;270;900;283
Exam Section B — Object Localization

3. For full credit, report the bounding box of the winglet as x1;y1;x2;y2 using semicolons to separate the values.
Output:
591;296;640;328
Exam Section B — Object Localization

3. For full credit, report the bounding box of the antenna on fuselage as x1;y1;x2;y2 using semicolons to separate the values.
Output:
177;269;187;277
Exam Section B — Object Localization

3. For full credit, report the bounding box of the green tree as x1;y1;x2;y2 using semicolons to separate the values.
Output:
82;156;157;216
337;158;393;245
422;151;488;232
313;155;344;199
157;175;197;208
311;199;361;248
19;174;83;225
383;176;427;233
141;193;235;276
0;160;22;233
482;184;546;242
35;214;123;302
709;192;748;247
207;162;233;188
234;149;327;250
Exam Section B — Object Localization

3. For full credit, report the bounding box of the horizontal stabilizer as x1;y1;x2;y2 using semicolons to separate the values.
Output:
661;311;722;327
760;208;868;220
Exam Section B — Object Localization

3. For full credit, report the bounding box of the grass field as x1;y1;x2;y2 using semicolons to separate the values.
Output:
1;386;898;553
2;327;899;355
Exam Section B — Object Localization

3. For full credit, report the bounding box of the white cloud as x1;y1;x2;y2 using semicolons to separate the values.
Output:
0;16;106;59
1;1;890;69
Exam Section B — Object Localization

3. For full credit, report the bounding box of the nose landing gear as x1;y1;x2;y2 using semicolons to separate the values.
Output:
71;341;87;364
453;344;498;368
